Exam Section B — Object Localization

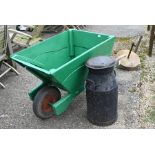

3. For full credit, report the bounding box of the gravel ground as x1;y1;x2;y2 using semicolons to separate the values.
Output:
85;25;146;37
137;36;155;128
0;25;148;128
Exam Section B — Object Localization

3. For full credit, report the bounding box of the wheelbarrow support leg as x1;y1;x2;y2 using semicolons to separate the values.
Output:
52;87;84;115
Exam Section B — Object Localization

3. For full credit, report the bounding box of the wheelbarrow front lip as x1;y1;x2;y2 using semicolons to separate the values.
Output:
11;55;52;75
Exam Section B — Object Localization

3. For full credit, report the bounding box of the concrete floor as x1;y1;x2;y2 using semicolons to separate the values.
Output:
0;25;146;128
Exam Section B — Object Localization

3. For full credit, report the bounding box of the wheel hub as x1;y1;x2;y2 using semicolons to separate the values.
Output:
41;96;56;113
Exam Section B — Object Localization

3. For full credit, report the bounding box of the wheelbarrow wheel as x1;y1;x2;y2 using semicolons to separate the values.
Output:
33;86;61;119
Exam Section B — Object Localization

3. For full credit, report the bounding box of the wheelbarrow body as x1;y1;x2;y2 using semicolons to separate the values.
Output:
11;29;115;116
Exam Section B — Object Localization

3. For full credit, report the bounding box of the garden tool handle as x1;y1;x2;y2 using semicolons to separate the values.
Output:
134;35;143;53
116;54;126;61
127;43;135;59
115;54;126;67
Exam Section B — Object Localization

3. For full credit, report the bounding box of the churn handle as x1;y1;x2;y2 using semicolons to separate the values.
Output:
86;79;96;89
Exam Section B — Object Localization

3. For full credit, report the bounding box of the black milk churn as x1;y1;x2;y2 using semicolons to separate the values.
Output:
86;56;118;126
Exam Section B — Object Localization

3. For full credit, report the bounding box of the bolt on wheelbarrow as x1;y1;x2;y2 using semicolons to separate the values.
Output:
11;29;115;119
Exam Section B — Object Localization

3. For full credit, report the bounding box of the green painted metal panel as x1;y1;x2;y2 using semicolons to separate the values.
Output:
11;29;115;115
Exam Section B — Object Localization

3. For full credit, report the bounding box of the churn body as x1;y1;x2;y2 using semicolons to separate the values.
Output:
86;56;118;126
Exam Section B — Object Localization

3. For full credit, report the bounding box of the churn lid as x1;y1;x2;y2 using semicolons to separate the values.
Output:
86;56;116;69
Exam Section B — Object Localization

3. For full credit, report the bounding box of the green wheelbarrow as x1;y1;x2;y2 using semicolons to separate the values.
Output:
11;29;115;119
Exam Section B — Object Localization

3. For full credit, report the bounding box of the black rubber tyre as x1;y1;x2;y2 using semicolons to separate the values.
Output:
33;86;61;119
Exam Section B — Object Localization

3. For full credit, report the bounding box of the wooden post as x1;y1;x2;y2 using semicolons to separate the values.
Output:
6;32;17;69
32;25;44;38
148;25;155;57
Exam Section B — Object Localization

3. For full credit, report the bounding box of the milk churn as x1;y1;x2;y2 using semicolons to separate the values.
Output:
86;56;118;126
